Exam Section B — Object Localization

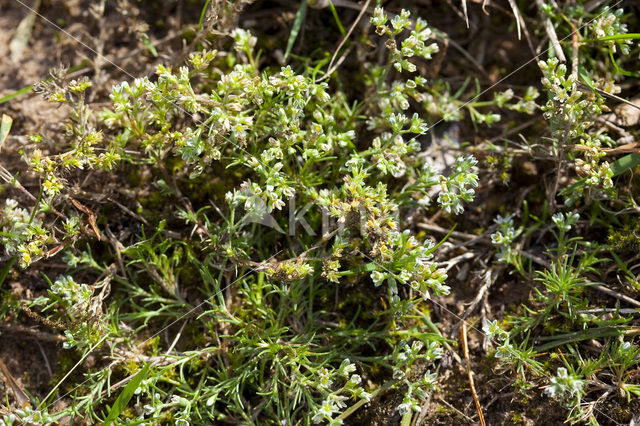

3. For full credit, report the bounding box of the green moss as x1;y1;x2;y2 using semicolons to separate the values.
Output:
609;221;640;253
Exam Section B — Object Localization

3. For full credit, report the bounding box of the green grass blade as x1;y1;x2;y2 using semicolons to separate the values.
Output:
536;326;640;352
327;0;346;36
284;0;308;62
103;363;151;425
583;33;640;42
607;48;640;78
0;86;33;106
141;34;158;58
198;0;211;31
578;66;602;99
610;153;640;177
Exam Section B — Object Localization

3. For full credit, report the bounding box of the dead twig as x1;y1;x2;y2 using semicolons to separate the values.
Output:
106;197;150;226
434;395;475;423
488;117;540;144
591;284;640;308
33;339;53;378
316;0;371;83
0;324;65;342
506;0;522;40
440;251;476;273
452;266;503;335
20;303;67;331
431;28;489;78
570;25;579;81
576;308;640;315
446;0;476;29
535;0;566;62
105;227;126;277
417;222;479;242
0;166;68;221
461;0;469;28
461;322;486;426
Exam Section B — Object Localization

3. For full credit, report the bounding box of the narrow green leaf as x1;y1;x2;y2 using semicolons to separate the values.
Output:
284;0;308;62
427;224;457;255
610;153;640;177
536;326;639;352
0;257;16;289
103;363;151;425
559;177;588;197
198;0;211;31
578;66;602;99
141;34;158;58
327;0;346;36
0;86;32;106
583;33;640;42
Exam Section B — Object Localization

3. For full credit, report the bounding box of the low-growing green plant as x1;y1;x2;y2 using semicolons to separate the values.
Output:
0;5;485;425
2;1;640;425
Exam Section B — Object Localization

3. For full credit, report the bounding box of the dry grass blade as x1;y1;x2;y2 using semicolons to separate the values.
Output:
461;0;469;28
9;0;41;62
535;0;566;62
0;114;12;153
0;359;31;408
592;284;640;308
507;0;521;39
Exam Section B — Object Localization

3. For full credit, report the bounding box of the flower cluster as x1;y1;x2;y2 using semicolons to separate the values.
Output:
371;8;440;73
371;131;421;178
317;167;398;253
265;258;314;282
539;58;614;201
30;75;120;199
2;407;53;426
50;275;93;317
370;230;449;300
539;58;599;126
421;80;540;125
436;155;479;215
591;7;630;54
496;87;540;115
544;367;585;400
491;214;520;264
483;319;535;376
311;359;371;425
482;319;509;341
573;133;614;191
551;211;579;233
1;199;52;268
390;340;442;415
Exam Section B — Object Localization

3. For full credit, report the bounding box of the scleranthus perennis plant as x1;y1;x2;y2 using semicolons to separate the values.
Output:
30;11;476;303
4;5;483;424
